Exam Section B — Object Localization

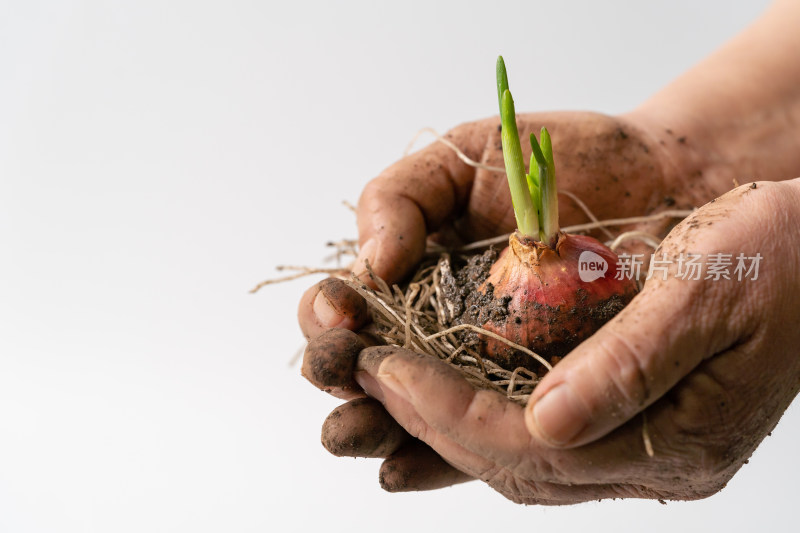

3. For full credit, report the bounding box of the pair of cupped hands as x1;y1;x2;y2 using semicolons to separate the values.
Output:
297;112;800;504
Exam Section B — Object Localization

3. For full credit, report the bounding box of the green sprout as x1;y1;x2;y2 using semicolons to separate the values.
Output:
496;56;560;245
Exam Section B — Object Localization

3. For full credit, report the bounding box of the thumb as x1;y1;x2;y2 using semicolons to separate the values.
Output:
524;278;719;448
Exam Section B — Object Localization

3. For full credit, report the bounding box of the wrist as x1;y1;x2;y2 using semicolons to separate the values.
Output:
623;0;800;197
628;95;800;195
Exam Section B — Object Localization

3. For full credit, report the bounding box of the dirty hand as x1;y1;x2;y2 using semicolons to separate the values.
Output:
298;111;708;494
302;179;800;502
299;111;706;340
297;0;800;498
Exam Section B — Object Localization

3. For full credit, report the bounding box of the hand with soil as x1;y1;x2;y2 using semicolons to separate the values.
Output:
303;180;800;502
297;0;800;501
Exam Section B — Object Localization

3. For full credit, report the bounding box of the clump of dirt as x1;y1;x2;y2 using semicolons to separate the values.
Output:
438;248;632;374
439;248;506;340
440;247;509;324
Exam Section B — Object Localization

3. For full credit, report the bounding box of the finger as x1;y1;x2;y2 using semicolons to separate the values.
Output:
353;346;504;478
297;278;368;340
353;346;535;468
379;440;473;492
302;328;364;400
321;397;409;458
354;121;489;284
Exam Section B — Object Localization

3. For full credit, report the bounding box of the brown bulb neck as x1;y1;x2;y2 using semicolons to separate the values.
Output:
509;231;566;266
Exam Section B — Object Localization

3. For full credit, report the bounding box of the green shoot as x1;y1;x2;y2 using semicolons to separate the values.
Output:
500;89;539;238
525;150;541;229
496;55;560;245
497;56;539;239
534;127;559;244
496;56;509;109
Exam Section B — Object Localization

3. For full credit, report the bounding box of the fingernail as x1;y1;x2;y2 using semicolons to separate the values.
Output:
312;291;342;328
354;371;385;403
530;384;587;446
354;238;378;278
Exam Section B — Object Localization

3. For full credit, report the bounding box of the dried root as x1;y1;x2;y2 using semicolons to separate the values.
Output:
341;259;547;404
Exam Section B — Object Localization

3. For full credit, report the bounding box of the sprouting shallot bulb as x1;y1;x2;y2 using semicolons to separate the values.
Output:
469;56;639;372
477;232;637;371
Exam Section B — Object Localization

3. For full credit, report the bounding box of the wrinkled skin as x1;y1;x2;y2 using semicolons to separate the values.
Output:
297;112;800;502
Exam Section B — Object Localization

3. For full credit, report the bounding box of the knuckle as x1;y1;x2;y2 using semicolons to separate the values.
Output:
485;469;533;502
661;434;736;490
486;472;564;505
401;416;431;445
357;178;402;224
460;390;501;427
356;345;409;375
650;372;743;492
478;463;547;504
594;328;652;413
360;175;385;201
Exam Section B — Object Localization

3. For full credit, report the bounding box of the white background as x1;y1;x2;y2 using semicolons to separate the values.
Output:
1;1;795;532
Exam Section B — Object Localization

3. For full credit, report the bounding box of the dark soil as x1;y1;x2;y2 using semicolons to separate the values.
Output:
440;247;513;326
440;247;512;352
